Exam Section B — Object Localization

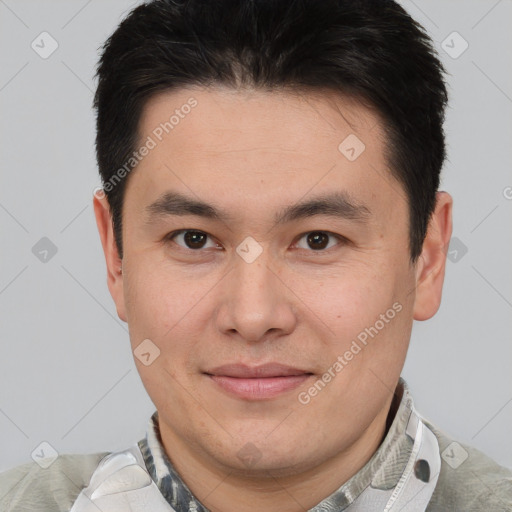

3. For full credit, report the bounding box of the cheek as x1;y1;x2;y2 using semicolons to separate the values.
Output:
122;258;214;365
123;264;201;404
305;261;414;366
308;271;393;334
123;260;184;344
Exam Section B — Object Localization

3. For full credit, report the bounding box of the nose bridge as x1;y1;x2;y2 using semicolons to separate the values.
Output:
232;243;277;313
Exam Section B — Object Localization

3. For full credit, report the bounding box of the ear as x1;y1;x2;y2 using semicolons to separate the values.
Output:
93;190;127;322
413;191;453;321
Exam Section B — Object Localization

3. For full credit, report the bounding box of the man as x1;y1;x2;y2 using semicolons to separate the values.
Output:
1;0;511;510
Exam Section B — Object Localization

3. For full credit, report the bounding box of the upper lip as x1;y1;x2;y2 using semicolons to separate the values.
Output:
205;363;312;378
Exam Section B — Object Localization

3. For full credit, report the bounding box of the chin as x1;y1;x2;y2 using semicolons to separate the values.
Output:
206;434;318;477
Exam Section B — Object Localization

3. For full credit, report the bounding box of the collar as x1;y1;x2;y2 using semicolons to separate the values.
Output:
137;378;439;511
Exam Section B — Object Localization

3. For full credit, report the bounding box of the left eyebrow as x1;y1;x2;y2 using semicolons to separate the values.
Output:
144;190;371;226
274;191;371;225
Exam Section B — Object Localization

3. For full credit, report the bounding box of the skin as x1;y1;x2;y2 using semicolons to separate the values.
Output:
94;86;452;512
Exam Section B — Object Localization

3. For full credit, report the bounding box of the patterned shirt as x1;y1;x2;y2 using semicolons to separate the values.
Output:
2;378;512;511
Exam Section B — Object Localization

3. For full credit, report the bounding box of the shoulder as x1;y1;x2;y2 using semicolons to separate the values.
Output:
424;419;512;511
0;451;109;512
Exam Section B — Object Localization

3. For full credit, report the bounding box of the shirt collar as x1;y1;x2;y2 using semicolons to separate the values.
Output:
138;378;414;512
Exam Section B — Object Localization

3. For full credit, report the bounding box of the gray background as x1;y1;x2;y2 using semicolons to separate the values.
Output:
1;0;511;473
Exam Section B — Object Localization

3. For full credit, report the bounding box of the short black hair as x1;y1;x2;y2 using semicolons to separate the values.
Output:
94;0;448;261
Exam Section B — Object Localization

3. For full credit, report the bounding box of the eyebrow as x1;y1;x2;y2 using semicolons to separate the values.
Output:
145;190;371;226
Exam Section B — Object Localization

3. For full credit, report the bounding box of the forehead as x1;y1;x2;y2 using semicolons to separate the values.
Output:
126;86;407;227
139;85;383;156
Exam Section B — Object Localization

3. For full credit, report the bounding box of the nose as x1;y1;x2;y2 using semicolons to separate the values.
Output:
214;247;297;344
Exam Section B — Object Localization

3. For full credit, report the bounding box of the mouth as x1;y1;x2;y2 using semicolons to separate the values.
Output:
204;363;314;400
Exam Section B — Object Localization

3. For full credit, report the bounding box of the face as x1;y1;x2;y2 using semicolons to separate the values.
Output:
95;86;451;478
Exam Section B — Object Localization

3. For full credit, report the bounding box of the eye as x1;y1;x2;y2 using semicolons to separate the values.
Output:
166;230;220;250
165;229;348;253
294;231;346;252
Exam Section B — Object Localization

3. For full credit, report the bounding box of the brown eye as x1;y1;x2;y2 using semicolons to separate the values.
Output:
184;231;207;249
167;230;217;250
295;231;345;252
307;232;329;250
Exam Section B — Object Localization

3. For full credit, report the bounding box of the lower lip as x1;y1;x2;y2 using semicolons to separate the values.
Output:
208;374;312;400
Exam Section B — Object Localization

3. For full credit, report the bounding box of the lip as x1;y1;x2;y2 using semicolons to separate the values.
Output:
205;363;313;400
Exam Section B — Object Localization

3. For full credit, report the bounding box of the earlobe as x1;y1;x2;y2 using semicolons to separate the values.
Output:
93;191;127;322
412;192;453;321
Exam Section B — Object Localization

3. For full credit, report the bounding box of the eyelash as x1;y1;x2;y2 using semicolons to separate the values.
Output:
164;229;348;254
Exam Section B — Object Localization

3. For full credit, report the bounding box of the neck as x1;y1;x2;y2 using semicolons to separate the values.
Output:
159;397;395;512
